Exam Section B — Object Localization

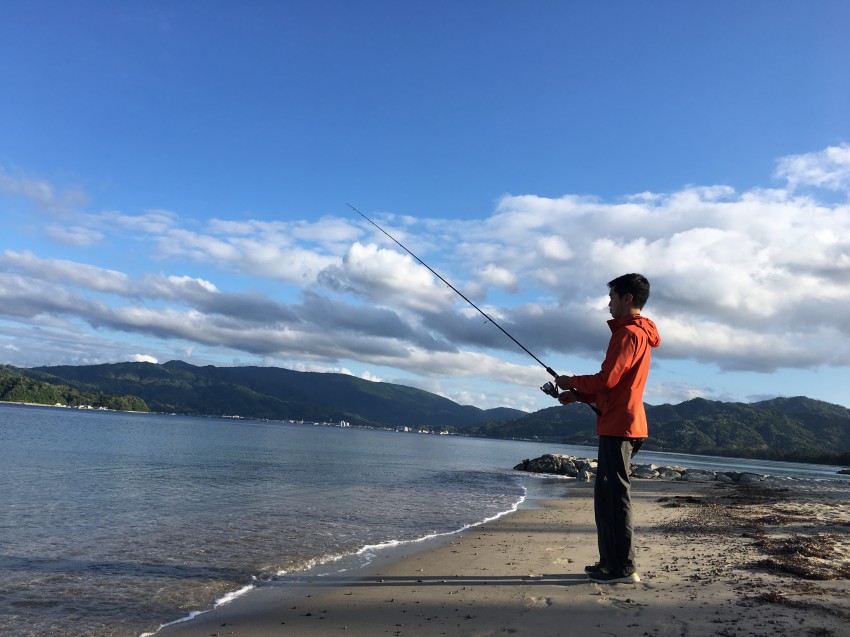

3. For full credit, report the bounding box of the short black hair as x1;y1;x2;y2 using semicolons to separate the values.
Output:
608;273;650;309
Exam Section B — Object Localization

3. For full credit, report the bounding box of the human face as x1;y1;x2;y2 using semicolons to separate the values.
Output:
608;291;635;319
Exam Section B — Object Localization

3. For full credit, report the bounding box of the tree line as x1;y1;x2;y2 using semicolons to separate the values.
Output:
0;370;149;412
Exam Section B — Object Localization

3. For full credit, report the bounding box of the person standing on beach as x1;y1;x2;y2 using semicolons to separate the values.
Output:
556;273;660;584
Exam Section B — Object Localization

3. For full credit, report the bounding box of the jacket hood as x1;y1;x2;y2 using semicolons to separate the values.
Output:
609;314;661;348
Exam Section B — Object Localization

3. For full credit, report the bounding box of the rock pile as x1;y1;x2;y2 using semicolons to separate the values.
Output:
514;453;770;483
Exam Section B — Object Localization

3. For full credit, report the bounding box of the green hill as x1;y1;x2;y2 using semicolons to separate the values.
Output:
17;360;523;429
468;396;850;465
0;366;149;412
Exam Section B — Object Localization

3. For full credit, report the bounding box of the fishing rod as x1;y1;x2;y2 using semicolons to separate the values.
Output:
347;203;601;415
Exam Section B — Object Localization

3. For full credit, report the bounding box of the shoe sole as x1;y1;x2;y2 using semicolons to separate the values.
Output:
588;573;641;584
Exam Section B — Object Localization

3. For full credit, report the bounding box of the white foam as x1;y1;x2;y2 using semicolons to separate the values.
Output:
273;550;349;577
354;486;527;563
141;487;528;636
138;582;256;637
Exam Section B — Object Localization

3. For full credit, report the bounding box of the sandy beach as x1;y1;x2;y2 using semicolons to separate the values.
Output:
158;476;850;637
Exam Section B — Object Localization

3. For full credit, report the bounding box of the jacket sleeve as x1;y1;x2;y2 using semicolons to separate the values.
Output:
570;329;639;396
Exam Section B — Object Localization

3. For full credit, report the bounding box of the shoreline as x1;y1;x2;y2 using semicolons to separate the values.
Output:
2;402;847;474
0;399;150;414
157;477;849;637
146;481;539;636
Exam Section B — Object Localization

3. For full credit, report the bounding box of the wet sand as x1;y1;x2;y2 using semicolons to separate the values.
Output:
158;477;850;637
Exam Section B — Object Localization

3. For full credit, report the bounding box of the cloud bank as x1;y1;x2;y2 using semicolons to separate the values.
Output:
1;146;849;408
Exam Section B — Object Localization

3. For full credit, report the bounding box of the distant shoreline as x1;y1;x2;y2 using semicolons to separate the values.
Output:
2;399;846;471
0;400;150;414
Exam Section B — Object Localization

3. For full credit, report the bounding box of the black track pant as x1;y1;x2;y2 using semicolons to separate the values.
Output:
594;435;644;573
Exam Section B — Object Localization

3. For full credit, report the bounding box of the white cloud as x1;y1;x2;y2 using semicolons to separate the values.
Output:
131;354;158;363
476;263;517;291
538;235;573;261
45;224;105;247
775;144;850;192
0;168;88;215
167;275;218;293
318;241;455;311
106;209;179;234
152;226;341;284
1;146;849;409
1;250;130;294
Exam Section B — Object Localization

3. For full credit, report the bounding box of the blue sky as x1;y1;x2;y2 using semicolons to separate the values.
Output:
2;1;849;412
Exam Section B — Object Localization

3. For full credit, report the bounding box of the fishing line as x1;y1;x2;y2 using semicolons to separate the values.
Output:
346;203;601;415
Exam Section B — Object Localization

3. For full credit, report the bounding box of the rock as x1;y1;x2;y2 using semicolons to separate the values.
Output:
737;472;766;483
837;469;850;475
576;459;597;472
577;469;594;482
679;470;717;482
657;470;682;480
525;454;562;474
513;454;790;484
560;460;579;477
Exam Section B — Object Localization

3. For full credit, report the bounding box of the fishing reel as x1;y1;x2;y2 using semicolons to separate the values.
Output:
540;381;560;399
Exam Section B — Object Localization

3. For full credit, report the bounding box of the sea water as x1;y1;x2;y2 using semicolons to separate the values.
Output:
0;404;567;636
0;403;845;636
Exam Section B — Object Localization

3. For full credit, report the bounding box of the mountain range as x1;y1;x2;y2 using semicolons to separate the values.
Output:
3;360;522;429
468;395;850;464
2;360;848;465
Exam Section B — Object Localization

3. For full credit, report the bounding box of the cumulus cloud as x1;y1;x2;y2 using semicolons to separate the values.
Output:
407;154;849;375
1;146;849;409
476;263;518;291
318;241;456;311
151;224;342;284
538;235;573;261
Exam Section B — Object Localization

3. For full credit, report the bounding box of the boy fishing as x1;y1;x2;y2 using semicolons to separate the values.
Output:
557;273;661;583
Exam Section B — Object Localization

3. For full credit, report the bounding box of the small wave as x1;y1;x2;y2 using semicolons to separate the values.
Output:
138;582;256;637
273;551;350;577
139;477;528;636
355;485;527;564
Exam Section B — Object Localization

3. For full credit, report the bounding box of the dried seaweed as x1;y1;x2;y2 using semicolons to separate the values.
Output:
751;534;850;580
742;589;850;621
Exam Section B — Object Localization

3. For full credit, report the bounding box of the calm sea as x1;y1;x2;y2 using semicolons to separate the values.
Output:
0;403;846;636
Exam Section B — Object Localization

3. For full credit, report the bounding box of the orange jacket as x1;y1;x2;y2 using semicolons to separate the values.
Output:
570;314;660;438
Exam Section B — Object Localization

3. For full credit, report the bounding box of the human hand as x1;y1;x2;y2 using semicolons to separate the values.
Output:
555;375;572;390
558;391;578;405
